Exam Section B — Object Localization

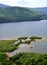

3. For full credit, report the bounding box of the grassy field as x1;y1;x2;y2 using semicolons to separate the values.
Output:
30;36;42;41
10;53;47;65
0;40;18;52
0;52;47;65
0;52;7;61
0;36;42;52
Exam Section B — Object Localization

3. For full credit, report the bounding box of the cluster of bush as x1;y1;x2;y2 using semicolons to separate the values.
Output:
0;52;47;65
30;36;42;41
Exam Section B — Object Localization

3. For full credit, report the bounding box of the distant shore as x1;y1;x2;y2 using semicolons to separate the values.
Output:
0;19;46;23
0;36;46;40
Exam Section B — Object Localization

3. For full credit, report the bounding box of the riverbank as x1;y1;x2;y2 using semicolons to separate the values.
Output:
6;37;47;57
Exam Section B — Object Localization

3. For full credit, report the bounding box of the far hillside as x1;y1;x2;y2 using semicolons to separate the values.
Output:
0;4;47;23
30;7;47;15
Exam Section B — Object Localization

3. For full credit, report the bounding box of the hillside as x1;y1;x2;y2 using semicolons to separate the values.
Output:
30;7;47;15
0;6;42;23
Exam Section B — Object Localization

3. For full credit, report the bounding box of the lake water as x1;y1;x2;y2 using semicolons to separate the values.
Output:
0;20;47;54
0;20;47;39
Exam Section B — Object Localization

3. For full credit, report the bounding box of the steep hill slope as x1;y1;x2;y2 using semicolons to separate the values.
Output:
0;6;46;23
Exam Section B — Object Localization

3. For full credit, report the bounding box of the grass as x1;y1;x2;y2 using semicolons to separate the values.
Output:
0;40;18;52
0;52;7;62
0;39;29;52
0;52;15;65
18;36;28;40
0;52;47;65
9;53;47;65
30;36;42;41
24;40;31;44
0;36;42;52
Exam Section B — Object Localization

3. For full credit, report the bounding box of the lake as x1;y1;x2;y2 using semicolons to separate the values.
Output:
0;20;47;39
0;20;47;54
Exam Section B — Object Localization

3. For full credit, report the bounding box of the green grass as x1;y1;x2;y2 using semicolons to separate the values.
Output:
9;53;47;65
0;52;46;65
0;36;42;52
18;36;28;40
0;52;7;62
30;36;42;41
24;40;31;44
0;40;18;52
0;52;15;65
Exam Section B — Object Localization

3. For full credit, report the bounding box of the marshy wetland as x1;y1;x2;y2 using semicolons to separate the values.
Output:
0;36;47;65
0;36;42;52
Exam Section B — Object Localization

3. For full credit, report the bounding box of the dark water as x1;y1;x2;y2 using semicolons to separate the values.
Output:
0;20;47;38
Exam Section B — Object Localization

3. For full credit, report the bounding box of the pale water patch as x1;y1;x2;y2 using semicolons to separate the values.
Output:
35;37;47;42
19;44;29;48
6;38;47;57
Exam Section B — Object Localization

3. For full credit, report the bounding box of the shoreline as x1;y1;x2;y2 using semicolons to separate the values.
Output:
0;19;47;23
0;36;46;40
0;36;47;57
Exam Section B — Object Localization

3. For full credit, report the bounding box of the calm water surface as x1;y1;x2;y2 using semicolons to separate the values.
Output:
0;20;47;38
